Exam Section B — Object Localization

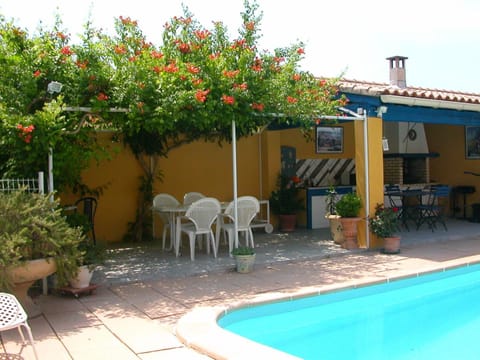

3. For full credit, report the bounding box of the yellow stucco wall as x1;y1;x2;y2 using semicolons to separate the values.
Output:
426;124;480;217
70;123;363;244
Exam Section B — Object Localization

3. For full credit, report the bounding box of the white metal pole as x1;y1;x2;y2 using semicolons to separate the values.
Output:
48;147;54;202
37;171;44;195
232;119;239;249
362;109;370;248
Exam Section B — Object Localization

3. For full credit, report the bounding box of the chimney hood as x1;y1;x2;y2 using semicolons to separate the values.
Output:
383;122;437;158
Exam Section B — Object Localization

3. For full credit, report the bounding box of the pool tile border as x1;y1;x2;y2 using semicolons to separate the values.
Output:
176;254;480;359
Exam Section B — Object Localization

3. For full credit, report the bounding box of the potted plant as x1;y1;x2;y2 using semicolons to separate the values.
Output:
231;246;255;273
335;192;362;249
269;173;305;231
68;240;106;288
64;212;107;288
0;191;84;316
324;185;344;244
369;204;401;254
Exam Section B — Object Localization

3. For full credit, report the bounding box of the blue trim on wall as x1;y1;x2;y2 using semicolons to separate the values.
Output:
340;92;480;125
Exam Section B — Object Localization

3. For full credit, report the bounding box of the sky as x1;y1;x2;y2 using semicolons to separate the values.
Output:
2;0;480;93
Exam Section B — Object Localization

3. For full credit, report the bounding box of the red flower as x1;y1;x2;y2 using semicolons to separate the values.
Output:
195;89;210;103
297;48;305;55
245;21;255;31
222;95;235;105
231;39;246;49
56;32;67;40
119;16;137;26
114;45;127;54
291;176;301;184
97;92;108;101
251;103;264;112
223;70;239;78
192;78;203;86
150;50;164;59
186;63;200;74
287;96;298;104
178;42;191;54
75;60;88;69
164;62;179;73
153;66;162;73
233;83;248;90
33;70;41;77
194;30;211;40
292;74;301;81
60;46;73;56
209;52;220;60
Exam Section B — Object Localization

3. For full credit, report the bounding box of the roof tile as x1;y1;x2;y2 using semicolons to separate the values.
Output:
339;79;480;104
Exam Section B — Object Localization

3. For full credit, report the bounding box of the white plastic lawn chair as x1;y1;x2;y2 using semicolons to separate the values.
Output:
183;192;206;205
175;197;221;260
216;196;260;256
152;193;180;250
0;292;38;360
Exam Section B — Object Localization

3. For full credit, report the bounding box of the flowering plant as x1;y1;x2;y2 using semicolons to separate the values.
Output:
369;204;400;238
269;173;305;215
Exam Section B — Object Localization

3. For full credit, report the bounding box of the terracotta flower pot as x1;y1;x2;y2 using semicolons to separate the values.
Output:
278;214;297;232
383;236;401;254
339;217;361;249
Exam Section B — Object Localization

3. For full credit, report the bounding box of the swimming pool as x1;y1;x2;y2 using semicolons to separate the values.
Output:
218;263;480;359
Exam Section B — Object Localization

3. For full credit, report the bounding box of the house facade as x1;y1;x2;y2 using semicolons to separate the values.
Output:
71;56;480;247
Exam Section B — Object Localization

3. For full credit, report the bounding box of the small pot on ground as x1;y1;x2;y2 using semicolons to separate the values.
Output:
231;247;255;273
383;236;401;254
68;265;94;288
278;214;297;232
326;214;344;245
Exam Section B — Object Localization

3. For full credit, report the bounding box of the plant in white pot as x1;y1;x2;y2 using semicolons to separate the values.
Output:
64;212;106;289
231;246;256;273
68;240;106;288
324;185;344;245
0;191;84;316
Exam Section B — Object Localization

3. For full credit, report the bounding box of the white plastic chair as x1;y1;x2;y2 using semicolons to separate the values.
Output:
183;192;206;205
0;292;38;360
175;197;221;261
216;196;260;256
152;193;180;250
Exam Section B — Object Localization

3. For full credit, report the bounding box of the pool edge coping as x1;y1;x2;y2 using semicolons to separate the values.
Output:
175;254;480;359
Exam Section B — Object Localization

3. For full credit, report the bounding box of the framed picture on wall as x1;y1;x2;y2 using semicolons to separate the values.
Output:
465;126;480;159
316;126;343;154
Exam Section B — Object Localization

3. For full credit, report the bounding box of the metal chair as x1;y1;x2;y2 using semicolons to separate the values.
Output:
152;193;180;250
416;185;451;231
0;292;38;360
175;197;221;261
216;196;260;256
75;197;98;245
183;192;206;205
385;185;410;231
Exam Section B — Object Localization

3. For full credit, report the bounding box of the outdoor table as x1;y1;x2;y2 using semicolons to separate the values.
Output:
154;201;229;255
384;189;432;230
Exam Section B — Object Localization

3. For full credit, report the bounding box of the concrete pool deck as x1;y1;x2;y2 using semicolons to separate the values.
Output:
2;219;480;359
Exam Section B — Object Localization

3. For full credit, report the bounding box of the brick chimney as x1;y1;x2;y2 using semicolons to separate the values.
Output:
386;55;408;88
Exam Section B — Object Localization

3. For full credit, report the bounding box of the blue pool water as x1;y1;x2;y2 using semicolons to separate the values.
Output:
218;264;480;359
